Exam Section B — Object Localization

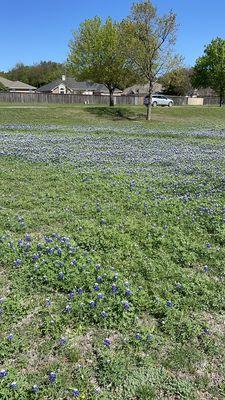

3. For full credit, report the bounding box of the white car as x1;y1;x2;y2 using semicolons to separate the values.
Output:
144;94;174;107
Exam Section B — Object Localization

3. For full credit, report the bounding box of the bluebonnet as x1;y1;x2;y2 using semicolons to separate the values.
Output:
45;298;52;307
25;233;31;242
166;300;173;308
59;337;68;345
94;283;100;291
7;333;13;341
57;248;62;257
58;271;65;280
72;388;80;397
77;288;84;295
125;289;132;297
0;369;8;378
204;265;209;272
96;264;101;271
135;333;141;340
65;305;72;313
69;291;75;300
123;301;130;310
97;276;103;283
97;293;104;299
71;259;77;266
101;311;108;318
49;372;57;382
10;382;17;390
112;284;118;293
89;300;96;308
114;273;119;281
103;338;111;347
32;385;39;393
13;259;22;267
18;239;23;247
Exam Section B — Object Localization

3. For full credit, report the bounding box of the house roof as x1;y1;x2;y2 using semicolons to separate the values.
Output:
0;76;36;90
37;77;122;93
123;82;163;95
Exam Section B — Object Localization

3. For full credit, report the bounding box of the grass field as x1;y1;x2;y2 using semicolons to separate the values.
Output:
0;104;225;399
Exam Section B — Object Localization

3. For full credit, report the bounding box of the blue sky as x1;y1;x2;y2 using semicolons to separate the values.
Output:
1;0;225;71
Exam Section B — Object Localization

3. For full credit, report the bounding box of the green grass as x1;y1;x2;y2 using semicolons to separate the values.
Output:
0;103;225;130
0;105;225;399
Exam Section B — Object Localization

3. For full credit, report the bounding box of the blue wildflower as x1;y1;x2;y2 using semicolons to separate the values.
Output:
0;369;8;378
101;311;108;318
97;293;104;299
49;372;56;382
89;300;96;308
94;283;100;291
10;382;17;390
59;337;68;346
13;259;22;267
97;276;103;283
166;300;173;308
112;284;118;293
32;385;39;393
65;305;72;313
103;338;111;347
25;233;31;242
77;288;84;295
69;291;75;300
7;333;13;341
45;298;52;307
135;333;141;340
72;388;80;397
58;271;65;280
125;289;132;297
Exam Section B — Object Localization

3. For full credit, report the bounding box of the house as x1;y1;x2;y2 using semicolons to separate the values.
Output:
0;76;36;93
122;82;163;96
37;75;122;96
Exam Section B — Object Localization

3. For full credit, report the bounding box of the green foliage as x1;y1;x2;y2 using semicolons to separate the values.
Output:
0;106;225;398
6;61;65;88
121;0;180;119
193;37;225;106
68;17;138;105
160;67;194;96
0;81;8;92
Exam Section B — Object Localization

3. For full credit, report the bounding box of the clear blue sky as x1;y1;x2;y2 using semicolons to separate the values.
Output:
1;0;225;71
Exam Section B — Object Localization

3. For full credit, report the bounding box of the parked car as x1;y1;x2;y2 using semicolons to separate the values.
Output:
144;94;174;107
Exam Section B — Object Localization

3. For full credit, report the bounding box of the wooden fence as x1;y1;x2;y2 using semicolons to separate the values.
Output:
0;92;144;105
0;92;221;106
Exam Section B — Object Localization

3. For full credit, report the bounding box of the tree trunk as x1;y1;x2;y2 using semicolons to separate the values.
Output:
219;92;223;107
146;81;153;121
109;89;114;107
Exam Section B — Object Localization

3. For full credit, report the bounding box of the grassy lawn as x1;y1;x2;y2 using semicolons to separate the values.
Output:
0;105;225;399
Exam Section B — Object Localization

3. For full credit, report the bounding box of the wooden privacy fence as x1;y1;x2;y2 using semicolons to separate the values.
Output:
0;92;221;106
0;92;144;105
0;92;188;106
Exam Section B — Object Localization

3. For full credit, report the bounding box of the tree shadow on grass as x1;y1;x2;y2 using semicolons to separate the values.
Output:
85;106;145;121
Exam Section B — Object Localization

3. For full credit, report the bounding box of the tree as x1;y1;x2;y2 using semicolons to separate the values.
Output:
0;81;9;92
192;38;225;107
160;68;193;96
67;17;138;106
121;0;180;120
6;61;65;88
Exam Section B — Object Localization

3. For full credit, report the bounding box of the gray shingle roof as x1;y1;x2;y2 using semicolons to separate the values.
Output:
37;77;121;93
0;76;36;90
122;83;163;95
